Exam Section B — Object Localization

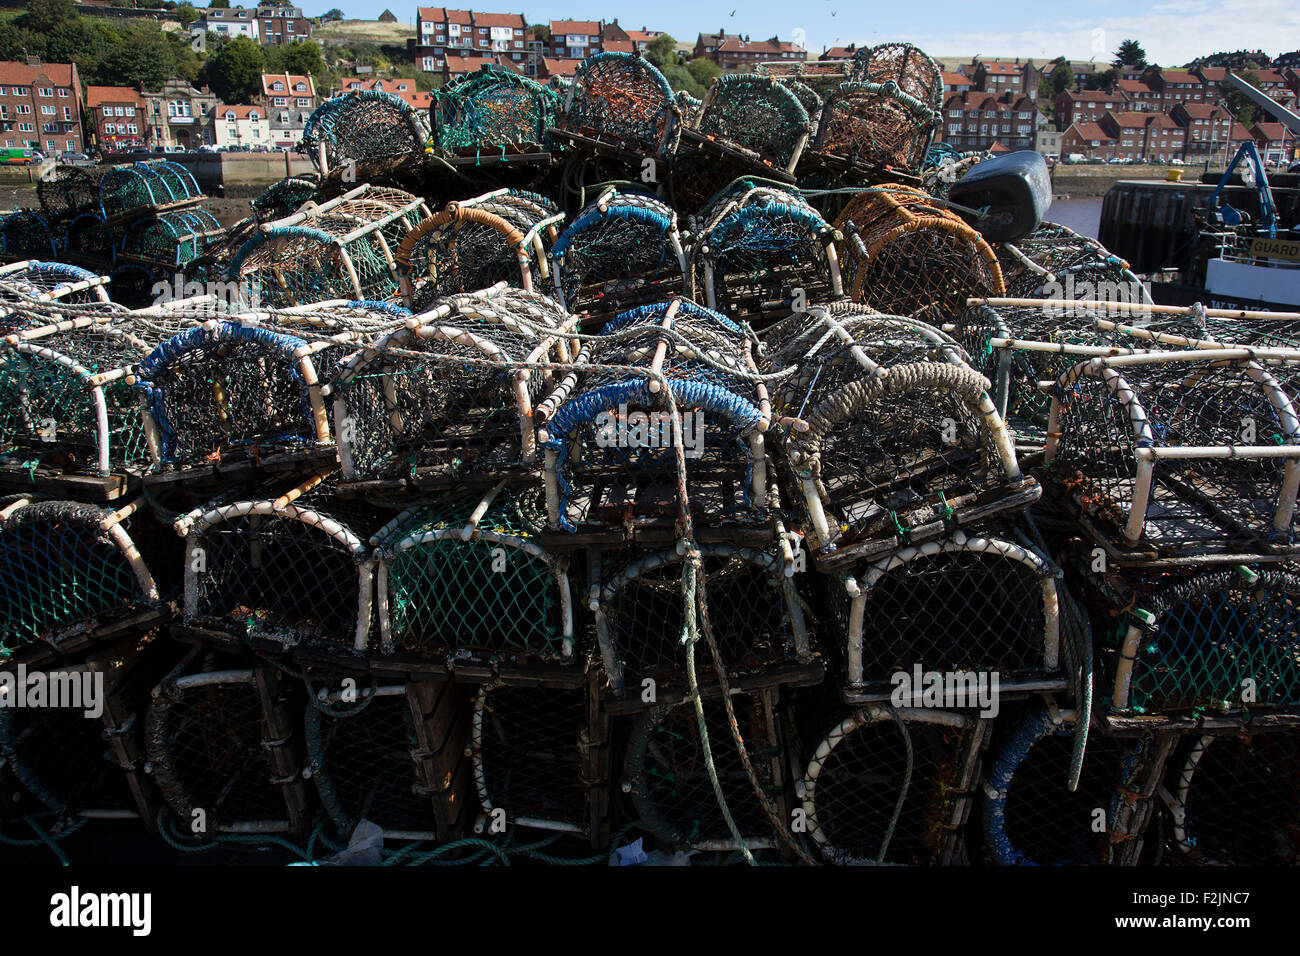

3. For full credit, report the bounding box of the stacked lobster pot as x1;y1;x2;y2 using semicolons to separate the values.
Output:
532;296;821;856
428;67;560;173
300;90;432;181
760;301;1083;865
395;189;563;309
690;180;844;323
670;74;812;212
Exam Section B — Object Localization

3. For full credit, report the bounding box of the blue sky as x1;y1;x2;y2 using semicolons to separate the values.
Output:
306;0;1299;66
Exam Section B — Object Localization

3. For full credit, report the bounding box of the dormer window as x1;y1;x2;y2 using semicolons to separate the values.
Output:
272;82;285;91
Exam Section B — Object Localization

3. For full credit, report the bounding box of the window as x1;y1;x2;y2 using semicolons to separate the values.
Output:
127;124;137;135
66;140;74;152
37;87;52;97
168;100;192;118
115;106;124;116
272;82;285;91
102;106;114;118
294;82;306;92
948;123;961;133
16;104;30;115
252;127;260;139
279;111;289;123
124;107;134;117
18;122;32;132
224;110;235;121
274;97;287;106
297;98;311;107
57;88;68;97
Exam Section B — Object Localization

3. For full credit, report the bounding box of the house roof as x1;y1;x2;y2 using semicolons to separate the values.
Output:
1067;122;1115;142
1117;78;1151;93
339;77;417;94
551;20;601;34
219;105;265;120
418;8;473;25
262;73;316;97
1252;122;1294;141
472;12;525;28
988;139;1012;152
86;85;142;107
0;60;76;89
822;46;856;61
1196;67;1228;81
444;55;523;76
941;72;972;86
979;61;1022;75
603;40;634;54
1158;70;1198;84
1060;89;1123;102
1176;102;1231;119
717;36;799;54
626;30;658;43
541;57;580;77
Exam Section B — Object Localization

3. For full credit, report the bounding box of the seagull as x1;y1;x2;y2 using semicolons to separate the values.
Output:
729;8;736;15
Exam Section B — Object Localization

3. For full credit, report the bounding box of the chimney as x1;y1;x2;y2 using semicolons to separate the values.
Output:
25;54;39;66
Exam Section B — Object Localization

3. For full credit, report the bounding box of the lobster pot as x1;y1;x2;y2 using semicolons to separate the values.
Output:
922;146;993;201
801;707;984;865
133;320;345;468
997;221;1147;300
848;43;944;110
0;667;138;820
781;80;823;132
1168;730;1300;865
119;209;223;270
833;531;1061;697
555;52;681;158
376;490;572;661
394;203;550;308
64;213;117;270
251;174;321;222
98;161;202;222
430;67;560;156
954;301;1156;445
1044;353;1300;557
178;483;380;652
0;320;153;475
0;499;159;656
333;292;571;483
0;260;111;334
472;685;594;836
594;545;810;696
550;189;687;315
38;163;110;224
108;263;166;310
691;183;843;316
305;680;474;841
687;74;811;175
808;81;938;175
227;225;396;306
145;663;307;836
1109;567;1300;716
786;360;1024;552
540;301;771;531
833;185;1005;318
982;709;1162;865
674;90;702;125
0;211;59;261
302;90;432;175
624;690;787;851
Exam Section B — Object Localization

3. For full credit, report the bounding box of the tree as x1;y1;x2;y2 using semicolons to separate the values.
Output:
282;40;324;77
527;24;549;41
686;56;721;88
659;62;702;98
1224;70;1262;127
1086;66;1120;91
645;33;677;70
209;0;230;7
18;0;77;35
96;25;176;90
1050;60;1074;96
1114;39;1147;68
322;8;344;21
205;35;265;104
175;3;199;28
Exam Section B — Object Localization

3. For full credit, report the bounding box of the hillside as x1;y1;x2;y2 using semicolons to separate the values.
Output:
313;18;415;46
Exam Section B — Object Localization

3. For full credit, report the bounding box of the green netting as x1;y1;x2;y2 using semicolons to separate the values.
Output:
0;501;144;654
301;90;432;173
696;74;810;171
379;490;563;659
1119;569;1300;714
430;67;559;155
251;175;321;222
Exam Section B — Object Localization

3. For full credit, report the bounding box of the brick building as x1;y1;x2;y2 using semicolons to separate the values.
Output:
601;21;663;53
972;59;1039;97
1171;103;1244;161
1099;110;1187;162
141;79;219;150
86;85;147;151
258;5;311;45
695;30;804;69
0;59;84;157
939;90;1038;151
1146;70;1206;110
261;72;318;148
1054;89;1127;129
1251;121;1296;164
334;77;432;111
414;8;529;74
548;19;604;60
441;55;524;83
1060;121;1117;160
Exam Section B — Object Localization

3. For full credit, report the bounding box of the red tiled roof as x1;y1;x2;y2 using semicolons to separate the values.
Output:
1117;78;1150;92
1061;89;1123;102
0;60;76;88
418;8;473;25
979;61;1022;74
472;12;525;28
1252;122;1294;140
1158;70;1197;84
603;40;634;54
822;46;856;60
1068;121;1114;141
626;30;658;43
340;77;417;93
1196;67;1228;81
541;57;580;77
988;139;1012;152
218;105;265;120
551;20;600;34
262;73;315;97
86;85;141;107
941;72;972;86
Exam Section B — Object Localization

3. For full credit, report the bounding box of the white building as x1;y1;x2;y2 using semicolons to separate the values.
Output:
214;105;270;148
191;6;260;43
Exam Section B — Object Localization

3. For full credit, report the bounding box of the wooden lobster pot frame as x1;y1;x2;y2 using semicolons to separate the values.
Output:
119;209;224;271
785;357;1028;556
301;89;433;176
175;476;379;653
0;498;161;661
373;485;575;665
800;706;988;865
251;174;321;222
690;184;844;319
1043;350;1300;561
1107;566;1300;720
305;679;476;843
832;530;1065;701
0;316;154;479
471;682;609;843
429;67;560;159
550;52;683;164
549;188;688;316
145;661;310;837
394;201;561;308
538;299;773;532
994;222;1150;300
833;185;1005;319
592;543;813;699
981;707;1175;866
779;80;824;139
332;290;575;488
131;319;340;471
806;81;939;176
622;688;789;852
453;189;564;283
1164;728;1300;865
0;260;111;311
684;74;812;176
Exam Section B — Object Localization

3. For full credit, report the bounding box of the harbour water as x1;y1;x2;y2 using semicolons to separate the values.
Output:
1045;196;1103;240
